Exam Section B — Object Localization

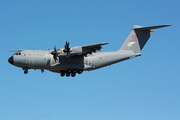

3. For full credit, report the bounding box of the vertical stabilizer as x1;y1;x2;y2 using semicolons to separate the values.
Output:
119;25;171;53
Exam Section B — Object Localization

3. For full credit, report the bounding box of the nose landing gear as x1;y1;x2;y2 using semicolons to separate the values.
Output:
23;68;29;74
24;70;28;74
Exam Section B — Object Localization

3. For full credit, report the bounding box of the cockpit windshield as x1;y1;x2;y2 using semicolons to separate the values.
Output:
14;52;21;55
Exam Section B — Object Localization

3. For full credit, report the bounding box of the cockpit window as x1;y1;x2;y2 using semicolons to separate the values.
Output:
14;52;21;55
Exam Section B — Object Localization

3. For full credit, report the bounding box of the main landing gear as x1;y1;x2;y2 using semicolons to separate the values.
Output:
60;69;83;77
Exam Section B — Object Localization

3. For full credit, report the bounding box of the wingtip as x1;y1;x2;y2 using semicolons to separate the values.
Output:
99;42;109;45
161;25;172;27
104;42;109;44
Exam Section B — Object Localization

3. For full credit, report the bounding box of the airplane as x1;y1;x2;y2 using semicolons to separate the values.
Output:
8;25;171;77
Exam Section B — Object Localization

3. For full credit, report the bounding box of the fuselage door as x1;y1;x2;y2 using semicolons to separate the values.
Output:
29;58;34;66
88;59;92;66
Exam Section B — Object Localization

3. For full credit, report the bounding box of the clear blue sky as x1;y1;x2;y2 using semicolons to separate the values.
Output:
1;0;180;120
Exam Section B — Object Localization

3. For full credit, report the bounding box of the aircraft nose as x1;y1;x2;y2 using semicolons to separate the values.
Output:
8;56;14;64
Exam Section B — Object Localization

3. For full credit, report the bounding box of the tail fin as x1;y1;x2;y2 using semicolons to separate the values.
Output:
119;25;171;53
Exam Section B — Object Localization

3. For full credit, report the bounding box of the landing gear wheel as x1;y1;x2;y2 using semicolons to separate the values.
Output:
73;69;77;73
61;72;65;77
71;72;76;77
78;70;83;74
24;70;28;74
66;72;70;77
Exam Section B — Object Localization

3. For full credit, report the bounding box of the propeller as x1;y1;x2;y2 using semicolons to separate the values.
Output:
51;45;58;62
63;41;71;56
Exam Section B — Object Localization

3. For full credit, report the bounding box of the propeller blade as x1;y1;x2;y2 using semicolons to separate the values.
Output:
51;45;58;62
63;41;71;56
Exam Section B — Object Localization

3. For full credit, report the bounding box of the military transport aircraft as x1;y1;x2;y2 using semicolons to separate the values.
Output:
8;25;170;77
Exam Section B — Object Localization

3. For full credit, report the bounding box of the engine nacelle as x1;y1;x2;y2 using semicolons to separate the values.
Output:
57;46;92;57
69;46;83;55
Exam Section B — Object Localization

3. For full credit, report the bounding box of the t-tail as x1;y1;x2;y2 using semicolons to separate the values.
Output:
119;25;171;53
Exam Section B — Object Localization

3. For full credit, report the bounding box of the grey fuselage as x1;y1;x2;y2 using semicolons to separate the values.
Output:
10;49;141;73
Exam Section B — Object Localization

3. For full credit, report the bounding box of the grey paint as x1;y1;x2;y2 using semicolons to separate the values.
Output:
8;25;171;77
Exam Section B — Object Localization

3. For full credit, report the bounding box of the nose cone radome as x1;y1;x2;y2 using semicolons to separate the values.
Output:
8;56;14;64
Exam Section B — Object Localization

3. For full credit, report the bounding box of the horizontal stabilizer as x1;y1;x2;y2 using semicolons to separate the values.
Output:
134;25;171;30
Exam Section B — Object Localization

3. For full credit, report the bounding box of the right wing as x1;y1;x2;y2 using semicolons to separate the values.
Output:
82;42;109;54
